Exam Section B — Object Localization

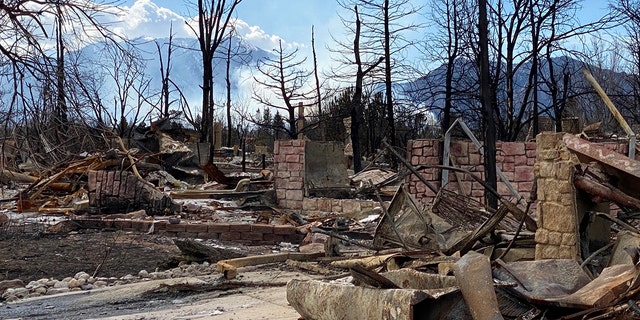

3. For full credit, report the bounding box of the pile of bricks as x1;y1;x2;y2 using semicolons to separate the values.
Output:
87;170;178;215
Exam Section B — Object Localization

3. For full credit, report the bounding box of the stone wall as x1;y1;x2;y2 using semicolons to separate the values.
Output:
274;140;306;210
406;139;536;206
533;133;580;260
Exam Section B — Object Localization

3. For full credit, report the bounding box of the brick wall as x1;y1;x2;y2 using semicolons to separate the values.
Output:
274;140;386;215
406;139;536;206
274;140;306;210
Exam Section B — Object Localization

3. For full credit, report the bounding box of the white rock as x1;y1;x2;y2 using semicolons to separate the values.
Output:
4;287;28;298
150;271;168;280
75;272;90;281
33;286;47;294
87;277;96;284
121;274;135;281
53;280;69;289
46;287;70;295
186;264;198;274
77;278;87;286
62;277;73;282
25;281;41;289
68;278;80;288
138;270;150;278
93;280;108;288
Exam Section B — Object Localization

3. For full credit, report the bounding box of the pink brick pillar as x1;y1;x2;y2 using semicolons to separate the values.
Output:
274;140;305;209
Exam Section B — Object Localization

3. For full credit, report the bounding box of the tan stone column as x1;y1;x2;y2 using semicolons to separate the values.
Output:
534;132;581;260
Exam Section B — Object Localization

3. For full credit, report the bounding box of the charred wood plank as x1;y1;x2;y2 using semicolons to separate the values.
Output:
574;175;640;210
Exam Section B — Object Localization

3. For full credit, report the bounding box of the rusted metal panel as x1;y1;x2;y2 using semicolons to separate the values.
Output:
452;251;504;320
373;186;439;251
493;258;637;309
550;264;636;308
609;231;640;266
493;259;592;304
563;134;640;178
563;133;640;198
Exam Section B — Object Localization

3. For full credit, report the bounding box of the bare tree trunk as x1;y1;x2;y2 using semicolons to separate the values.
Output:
530;0;539;136
192;0;243;145
478;0;498;210
351;6;384;173
443;0;459;134
383;0;396;152
226;35;233;147
312;26;324;141
55;3;67;129
163;29;174;117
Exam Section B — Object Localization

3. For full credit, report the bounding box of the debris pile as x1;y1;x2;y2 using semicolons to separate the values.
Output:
280;133;640;319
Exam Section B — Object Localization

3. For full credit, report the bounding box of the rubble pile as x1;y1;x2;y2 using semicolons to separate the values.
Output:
4;109;640;319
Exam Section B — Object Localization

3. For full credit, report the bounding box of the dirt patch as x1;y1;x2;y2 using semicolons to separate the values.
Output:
0;230;182;283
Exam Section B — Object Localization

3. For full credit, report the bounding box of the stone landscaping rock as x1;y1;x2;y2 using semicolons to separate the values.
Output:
121;274;136;281
68;278;80;288
46;287;70;295
0;279;25;294
75;272;90;281
53;280;69;289
33;286;47;295
25;281;41;290
0;261;226;303
138;270;150;278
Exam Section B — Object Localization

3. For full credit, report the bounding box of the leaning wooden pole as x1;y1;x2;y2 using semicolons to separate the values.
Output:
583;69;637;158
